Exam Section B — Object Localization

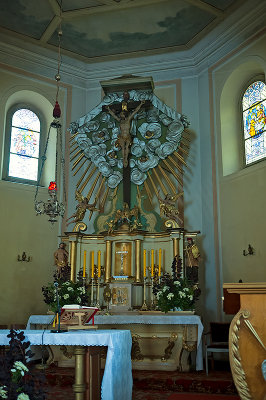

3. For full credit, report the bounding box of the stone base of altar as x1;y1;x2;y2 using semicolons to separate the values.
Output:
27;314;204;372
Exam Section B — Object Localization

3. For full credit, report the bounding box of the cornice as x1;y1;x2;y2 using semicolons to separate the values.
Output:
0;0;264;88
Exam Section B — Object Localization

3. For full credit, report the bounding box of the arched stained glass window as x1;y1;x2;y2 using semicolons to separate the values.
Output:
243;81;266;165
5;107;41;182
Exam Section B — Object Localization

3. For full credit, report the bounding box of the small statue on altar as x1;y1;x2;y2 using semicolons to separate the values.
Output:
54;242;69;278
185;238;200;284
106;100;145;167
158;192;183;223
66;190;99;226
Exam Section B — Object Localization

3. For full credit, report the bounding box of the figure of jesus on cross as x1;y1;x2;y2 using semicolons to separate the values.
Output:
107;99;145;168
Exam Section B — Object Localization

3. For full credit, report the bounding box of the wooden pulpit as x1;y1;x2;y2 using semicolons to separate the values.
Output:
223;282;266;400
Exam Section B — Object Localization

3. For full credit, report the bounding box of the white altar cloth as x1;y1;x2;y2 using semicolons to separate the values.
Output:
0;329;132;400
27;314;204;370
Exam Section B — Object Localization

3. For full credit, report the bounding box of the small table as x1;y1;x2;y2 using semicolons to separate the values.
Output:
0;329;132;400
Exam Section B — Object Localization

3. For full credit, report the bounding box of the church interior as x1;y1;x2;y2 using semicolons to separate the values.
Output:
0;0;265;399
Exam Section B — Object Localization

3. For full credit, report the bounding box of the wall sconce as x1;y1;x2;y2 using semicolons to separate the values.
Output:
17;252;32;262
243;244;254;257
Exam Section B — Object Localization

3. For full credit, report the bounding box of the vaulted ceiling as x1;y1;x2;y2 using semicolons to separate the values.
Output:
0;0;246;62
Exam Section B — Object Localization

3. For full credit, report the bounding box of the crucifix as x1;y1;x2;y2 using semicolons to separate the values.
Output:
103;92;151;207
116;247;128;276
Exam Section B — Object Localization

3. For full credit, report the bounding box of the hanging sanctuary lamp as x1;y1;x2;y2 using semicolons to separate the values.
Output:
34;5;66;224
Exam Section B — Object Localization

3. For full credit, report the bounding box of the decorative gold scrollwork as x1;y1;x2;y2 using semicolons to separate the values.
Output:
131;334;144;361
161;333;177;362
165;219;180;229
73;222;87;232
60;345;75;359
229;310;252;400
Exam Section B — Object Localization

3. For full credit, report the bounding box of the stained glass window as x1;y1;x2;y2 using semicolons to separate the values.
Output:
7;108;41;181
242;81;266;165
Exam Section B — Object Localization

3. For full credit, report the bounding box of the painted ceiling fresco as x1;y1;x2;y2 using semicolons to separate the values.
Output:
0;0;244;60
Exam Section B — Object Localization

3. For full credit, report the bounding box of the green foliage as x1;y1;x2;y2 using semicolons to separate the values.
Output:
42;280;90;312
154;274;200;313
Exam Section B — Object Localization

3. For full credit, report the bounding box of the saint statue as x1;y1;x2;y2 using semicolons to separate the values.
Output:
107;100;145;167
54;242;69;278
185;237;200;284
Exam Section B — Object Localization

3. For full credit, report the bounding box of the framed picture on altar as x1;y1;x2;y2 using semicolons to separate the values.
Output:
109;283;132;311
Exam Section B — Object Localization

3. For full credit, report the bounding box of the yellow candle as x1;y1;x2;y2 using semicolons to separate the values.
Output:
98;250;101;278
91;251;94;277
143;249;146;277
158;248;162;276
56;313;59;325
83;250;86;277
151;249;154;277
52;316;56;328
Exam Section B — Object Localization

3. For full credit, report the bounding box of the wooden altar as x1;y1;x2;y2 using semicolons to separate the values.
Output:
223;282;266;400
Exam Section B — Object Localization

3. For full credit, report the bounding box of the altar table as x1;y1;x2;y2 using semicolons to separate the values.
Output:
27;313;204;371
0;329;132;400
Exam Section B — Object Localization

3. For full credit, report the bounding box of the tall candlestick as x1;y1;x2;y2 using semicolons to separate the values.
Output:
151;249;154;277
143;249;146;277
158;248;162;276
83;250;86;277
98;250;101;278
91;251;94;278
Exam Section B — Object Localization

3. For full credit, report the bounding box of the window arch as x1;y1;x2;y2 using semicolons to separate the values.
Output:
3;105;43;184
242;80;266;165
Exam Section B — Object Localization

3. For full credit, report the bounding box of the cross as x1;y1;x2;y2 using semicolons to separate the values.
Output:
116;248;128;276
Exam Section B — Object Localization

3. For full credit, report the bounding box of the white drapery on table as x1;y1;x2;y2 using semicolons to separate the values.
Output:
0;329;132;400
27;314;204;370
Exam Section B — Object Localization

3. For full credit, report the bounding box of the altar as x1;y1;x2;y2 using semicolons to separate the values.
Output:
0;329;132;400
27;313;203;371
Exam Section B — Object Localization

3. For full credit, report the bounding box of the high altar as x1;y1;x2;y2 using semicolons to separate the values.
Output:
52;74;202;371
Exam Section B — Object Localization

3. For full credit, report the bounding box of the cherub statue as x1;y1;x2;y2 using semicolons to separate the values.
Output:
66;190;99;226
107;100;145;167
158;192;183;222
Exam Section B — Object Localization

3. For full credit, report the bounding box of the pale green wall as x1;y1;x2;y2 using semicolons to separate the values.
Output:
0;67;67;326
215;33;266;286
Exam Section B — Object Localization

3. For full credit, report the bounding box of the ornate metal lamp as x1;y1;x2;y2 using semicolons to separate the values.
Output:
34;5;66;224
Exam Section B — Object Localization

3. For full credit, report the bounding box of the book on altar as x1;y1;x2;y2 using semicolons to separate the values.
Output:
60;305;99;326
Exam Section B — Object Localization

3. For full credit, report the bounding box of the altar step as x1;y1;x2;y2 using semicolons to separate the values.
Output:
41;360;238;400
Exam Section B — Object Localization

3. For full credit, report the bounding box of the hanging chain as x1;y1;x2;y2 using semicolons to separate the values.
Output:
34;125;52;203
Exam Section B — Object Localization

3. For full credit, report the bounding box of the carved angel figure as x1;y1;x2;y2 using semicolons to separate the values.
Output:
158;192;183;222
66;190;99;226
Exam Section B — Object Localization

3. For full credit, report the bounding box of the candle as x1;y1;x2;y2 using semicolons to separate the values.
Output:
56;313;59;325
83;250;86;277
158;248;162;276
91;251;94;278
143;249;146;277
98;250;101;278
151;249;154;277
52;316;56;328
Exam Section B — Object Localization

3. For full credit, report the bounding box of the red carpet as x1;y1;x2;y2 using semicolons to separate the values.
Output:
33;363;239;400
168;395;239;400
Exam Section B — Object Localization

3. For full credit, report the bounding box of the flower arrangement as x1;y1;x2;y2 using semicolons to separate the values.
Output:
153;256;201;313
0;330;45;400
42;280;90;312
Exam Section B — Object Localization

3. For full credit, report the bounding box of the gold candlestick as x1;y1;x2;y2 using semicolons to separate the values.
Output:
141;277;148;311
95;277;101;310
150;276;156;310
91;277;94;306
